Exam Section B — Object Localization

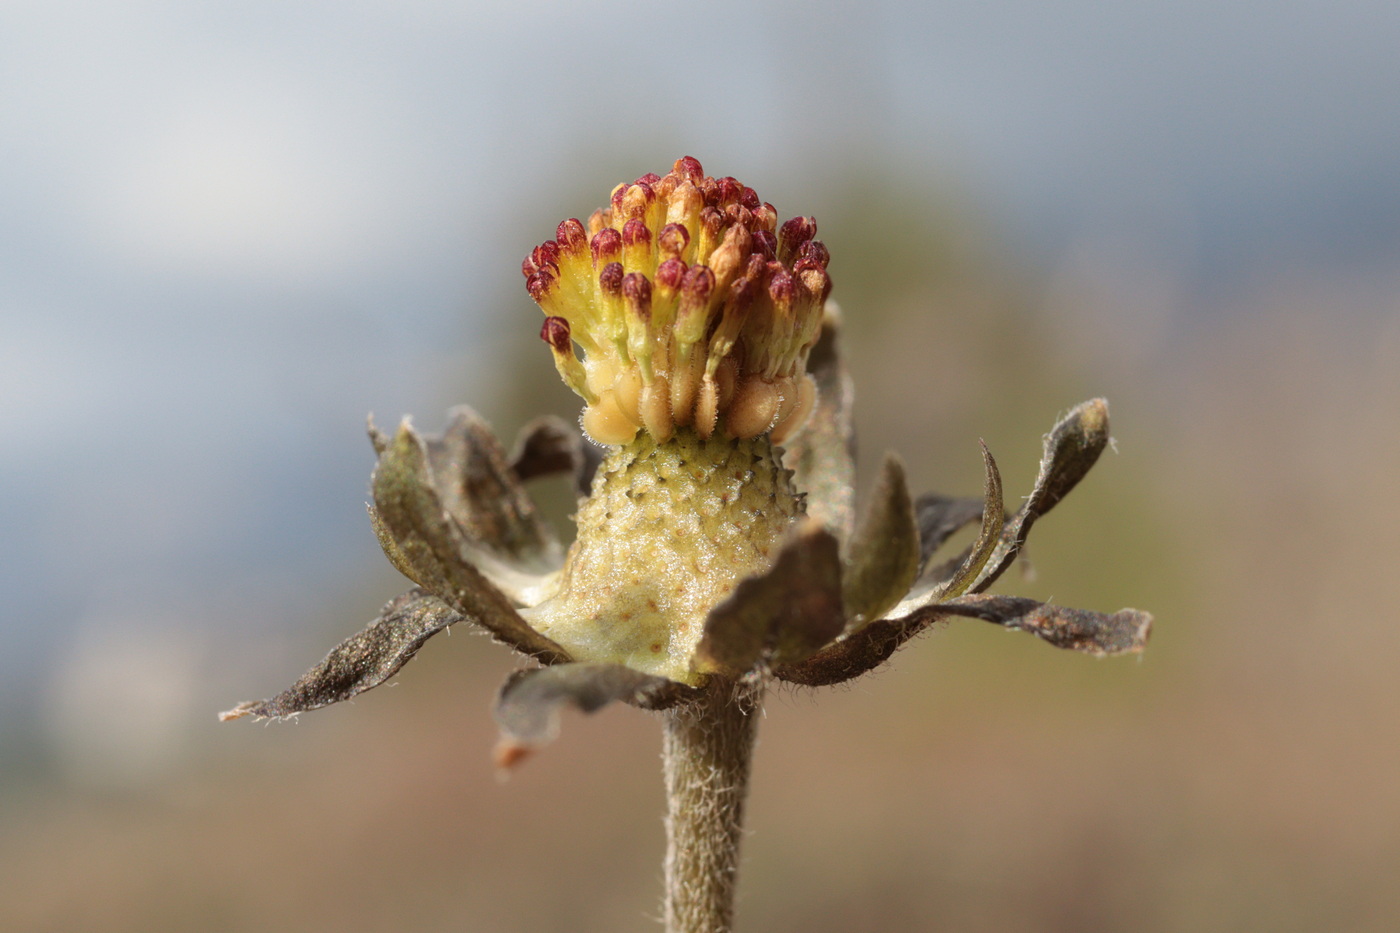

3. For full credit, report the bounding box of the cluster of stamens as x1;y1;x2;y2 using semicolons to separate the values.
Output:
523;156;832;446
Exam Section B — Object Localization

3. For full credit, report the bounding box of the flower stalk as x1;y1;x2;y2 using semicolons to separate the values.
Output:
662;679;763;933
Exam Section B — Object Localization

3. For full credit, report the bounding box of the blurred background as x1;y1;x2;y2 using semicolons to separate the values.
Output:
3;1;1398;930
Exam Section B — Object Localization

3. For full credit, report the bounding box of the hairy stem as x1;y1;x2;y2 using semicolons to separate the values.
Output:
662;678;763;933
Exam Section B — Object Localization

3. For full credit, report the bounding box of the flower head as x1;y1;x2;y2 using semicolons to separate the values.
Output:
524;157;828;445
221;159;1151;769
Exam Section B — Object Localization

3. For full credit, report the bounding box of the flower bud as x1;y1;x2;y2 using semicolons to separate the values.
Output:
540;316;593;402
591;228;623;267
523;157;832;444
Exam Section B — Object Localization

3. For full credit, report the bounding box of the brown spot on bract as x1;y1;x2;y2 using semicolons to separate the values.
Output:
650;643;662;653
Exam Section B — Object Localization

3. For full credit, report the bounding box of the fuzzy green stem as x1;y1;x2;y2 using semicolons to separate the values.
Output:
662;678;763;933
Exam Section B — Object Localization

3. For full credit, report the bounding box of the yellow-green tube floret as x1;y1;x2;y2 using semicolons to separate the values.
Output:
524;156;830;447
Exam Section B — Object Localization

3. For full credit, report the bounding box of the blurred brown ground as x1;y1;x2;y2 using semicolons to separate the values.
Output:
5;187;1399;933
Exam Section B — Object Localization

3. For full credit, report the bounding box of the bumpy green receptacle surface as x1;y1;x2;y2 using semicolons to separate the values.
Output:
524;431;800;683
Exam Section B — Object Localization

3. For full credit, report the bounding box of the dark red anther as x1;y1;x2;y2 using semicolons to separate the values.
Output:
778;217;818;265
767;269;795;306
658;223;690;258
697;176;720;207
656;258;687;291
590;228;623;265
613;181;654;219
674;156;704;182
796;238;830;268
523;241;559;277
699;207;724;238
752;229;777;260
739;186;760;210
779;216;817;245
723;203;753;229
635;172;662;187
526;270;556;302
622;218;652;248
540;316;572;352
716;177;744;207
555;219;588;253
534;242;560;269
622;271;652;315
725;273;757;315
681;265;716;304
598;261;625;295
